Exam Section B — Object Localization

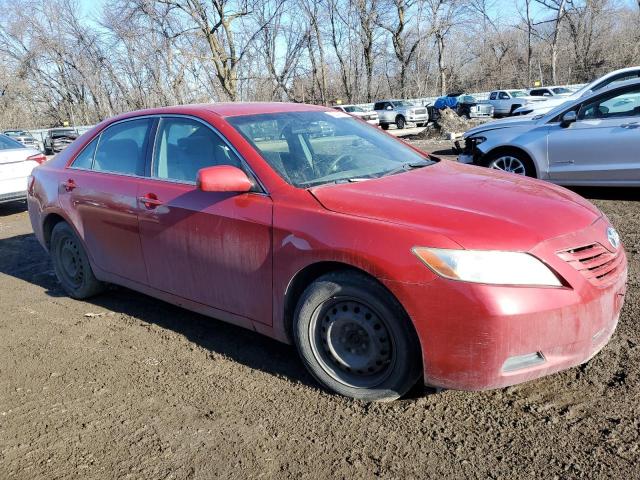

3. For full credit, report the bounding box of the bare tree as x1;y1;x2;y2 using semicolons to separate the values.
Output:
535;0;568;84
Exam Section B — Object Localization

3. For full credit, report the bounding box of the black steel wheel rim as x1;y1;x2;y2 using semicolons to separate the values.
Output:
309;297;396;389
58;235;84;289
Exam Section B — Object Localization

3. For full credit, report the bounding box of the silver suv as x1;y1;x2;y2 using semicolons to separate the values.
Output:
373;100;429;130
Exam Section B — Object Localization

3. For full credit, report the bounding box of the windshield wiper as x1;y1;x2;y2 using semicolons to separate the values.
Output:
382;160;430;177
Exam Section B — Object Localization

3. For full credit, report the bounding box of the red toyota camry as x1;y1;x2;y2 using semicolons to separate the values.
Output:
27;103;627;401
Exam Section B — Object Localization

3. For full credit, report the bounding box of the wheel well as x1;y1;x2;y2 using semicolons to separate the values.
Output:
395;114;405;122
482;146;537;178
283;262;406;343
42;213;66;248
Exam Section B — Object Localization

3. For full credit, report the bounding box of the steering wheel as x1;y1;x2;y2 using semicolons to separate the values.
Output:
328;153;357;174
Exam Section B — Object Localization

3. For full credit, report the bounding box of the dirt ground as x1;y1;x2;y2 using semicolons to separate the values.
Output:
1;142;639;479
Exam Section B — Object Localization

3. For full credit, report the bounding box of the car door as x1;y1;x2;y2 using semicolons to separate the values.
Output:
136;115;273;324
496;91;511;114
60;117;153;284
548;84;640;183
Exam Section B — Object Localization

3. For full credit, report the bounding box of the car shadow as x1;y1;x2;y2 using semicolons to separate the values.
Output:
0;231;320;391
568;187;640;201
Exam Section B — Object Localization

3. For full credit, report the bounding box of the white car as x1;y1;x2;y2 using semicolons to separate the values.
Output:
514;66;640;116
527;86;575;98
457;78;640;186
486;90;547;116
0;134;46;204
333;105;379;126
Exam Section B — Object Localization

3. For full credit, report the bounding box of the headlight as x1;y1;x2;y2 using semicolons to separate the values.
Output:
470;136;486;145
412;247;562;287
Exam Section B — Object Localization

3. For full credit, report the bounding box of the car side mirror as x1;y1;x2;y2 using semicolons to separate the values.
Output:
386;105;393;110
560;111;577;128
196;165;253;193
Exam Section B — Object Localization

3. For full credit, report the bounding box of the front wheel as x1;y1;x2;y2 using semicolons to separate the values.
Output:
50;222;105;299
396;116;406;129
380;123;389;130
484;150;535;177
293;271;422;402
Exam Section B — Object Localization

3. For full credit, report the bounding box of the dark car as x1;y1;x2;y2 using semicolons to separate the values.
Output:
432;93;494;120
43;128;79;155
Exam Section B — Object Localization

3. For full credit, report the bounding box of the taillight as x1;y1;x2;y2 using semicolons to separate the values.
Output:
27;153;47;164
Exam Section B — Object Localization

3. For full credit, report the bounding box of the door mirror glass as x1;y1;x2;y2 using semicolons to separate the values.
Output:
197;165;253;193
560;110;577;127
386;105;393;110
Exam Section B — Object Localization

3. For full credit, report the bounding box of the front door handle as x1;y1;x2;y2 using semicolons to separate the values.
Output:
61;179;76;192
621;122;639;129
138;193;163;209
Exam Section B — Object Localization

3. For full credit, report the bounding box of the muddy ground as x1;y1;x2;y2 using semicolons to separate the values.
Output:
0;141;639;479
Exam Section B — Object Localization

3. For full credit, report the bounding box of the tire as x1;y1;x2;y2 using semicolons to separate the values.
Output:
293;271;422;402
396;116;406;130
484;149;535;177
380;123;389;130
44;146;52;155
50;222;105;299
509;104;522;115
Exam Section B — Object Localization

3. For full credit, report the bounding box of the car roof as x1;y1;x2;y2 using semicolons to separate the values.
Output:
540;77;640;118
104;102;332;124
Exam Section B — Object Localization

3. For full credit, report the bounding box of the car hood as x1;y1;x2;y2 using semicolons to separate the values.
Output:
310;161;601;251
464;116;540;137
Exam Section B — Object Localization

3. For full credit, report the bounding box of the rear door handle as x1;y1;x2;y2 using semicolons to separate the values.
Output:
621;122;639;129
61;179;76;192
138;193;163;209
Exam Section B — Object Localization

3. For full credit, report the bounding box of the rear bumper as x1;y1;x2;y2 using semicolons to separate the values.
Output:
0;190;27;204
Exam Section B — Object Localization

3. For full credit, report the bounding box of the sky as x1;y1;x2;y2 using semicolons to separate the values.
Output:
76;0;639;25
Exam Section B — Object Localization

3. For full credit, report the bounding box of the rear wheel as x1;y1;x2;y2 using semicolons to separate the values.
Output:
50;222;105;299
396;116;406;129
293;271;422;401
380;123;389;130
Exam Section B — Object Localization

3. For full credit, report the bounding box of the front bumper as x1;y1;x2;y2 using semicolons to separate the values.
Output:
385;219;627;390
406;114;429;123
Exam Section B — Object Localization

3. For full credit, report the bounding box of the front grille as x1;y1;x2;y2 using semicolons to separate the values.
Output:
557;243;623;286
413;108;427;115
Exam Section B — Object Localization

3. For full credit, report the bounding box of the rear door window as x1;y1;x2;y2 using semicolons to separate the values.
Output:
489;92;497;100
93;118;152;176
71;137;99;169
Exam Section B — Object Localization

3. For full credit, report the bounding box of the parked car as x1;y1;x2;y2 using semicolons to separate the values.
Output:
457;78;640;185
333;105;379;125
527;86;574;98
0;134;46;204
43;128;79;155
487;89;547;116
432;93;494;119
373;100;428;129
3;130;41;151
28;102;626;401
514;66;640;116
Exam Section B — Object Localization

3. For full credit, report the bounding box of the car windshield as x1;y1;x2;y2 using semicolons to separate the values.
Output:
552;87;572;94
52;129;76;138
509;90;528;97
0;134;26;150
458;95;477;103
343;106;364;113
228;111;433;187
392;101;413;107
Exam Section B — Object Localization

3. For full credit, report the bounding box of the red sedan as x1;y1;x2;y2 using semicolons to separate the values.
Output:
27;103;627;401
